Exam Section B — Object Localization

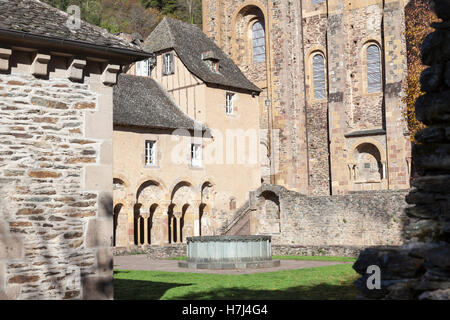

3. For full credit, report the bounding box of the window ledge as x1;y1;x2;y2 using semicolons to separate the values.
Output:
190;165;204;171
344;129;386;138
144;164;160;169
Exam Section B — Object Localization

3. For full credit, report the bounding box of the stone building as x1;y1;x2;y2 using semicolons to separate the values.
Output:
0;0;150;299
113;18;262;247
114;11;412;253
203;0;412;196
354;0;450;299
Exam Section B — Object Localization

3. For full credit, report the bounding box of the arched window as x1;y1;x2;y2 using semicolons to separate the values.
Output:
252;21;266;63
230;198;237;211
312;53;326;100
366;44;382;93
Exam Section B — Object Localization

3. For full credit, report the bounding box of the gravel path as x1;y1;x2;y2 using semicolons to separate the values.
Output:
114;255;351;275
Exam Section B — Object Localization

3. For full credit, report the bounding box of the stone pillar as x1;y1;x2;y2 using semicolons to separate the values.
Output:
173;212;182;243
327;0;349;195
383;0;412;191
142;214;149;245
136;216;142;245
353;1;450;300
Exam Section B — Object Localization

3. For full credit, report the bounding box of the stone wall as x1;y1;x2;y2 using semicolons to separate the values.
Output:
203;0;411;196
272;245;367;258
0;50;116;300
225;184;410;248
114;245;187;259
353;0;450;300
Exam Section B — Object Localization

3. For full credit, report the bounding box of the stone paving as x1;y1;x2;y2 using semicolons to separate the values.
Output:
114;255;351;275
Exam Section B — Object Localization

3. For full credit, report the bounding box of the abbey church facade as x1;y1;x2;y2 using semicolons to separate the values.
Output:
203;0;412;196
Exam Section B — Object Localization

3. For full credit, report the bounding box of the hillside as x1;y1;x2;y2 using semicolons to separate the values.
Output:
41;0;202;38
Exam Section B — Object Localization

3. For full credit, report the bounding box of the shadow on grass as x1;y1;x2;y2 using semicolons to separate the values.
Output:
114;279;357;300
174;283;357;300
114;278;193;300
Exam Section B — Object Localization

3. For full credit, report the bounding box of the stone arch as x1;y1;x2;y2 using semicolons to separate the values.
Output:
231;3;268;79
171;180;195;205
349;140;387;191
354;143;383;181
349;138;386;163
198;203;210;236
256;190;281;234
113;174;130;188
133;179;165;246
200;181;214;203
136;179;164;203
113;177;128;204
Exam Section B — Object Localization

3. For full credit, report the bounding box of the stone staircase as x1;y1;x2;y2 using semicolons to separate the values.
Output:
221;200;254;235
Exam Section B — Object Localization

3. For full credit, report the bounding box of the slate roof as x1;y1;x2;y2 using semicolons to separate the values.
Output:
144;18;261;93
114;74;206;131
0;0;145;53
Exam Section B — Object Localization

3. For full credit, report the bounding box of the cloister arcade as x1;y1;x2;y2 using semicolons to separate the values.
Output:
113;177;216;247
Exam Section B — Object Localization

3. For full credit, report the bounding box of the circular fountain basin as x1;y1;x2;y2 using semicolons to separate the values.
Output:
178;235;281;270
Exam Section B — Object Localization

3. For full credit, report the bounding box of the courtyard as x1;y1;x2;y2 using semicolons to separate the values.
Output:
114;255;359;300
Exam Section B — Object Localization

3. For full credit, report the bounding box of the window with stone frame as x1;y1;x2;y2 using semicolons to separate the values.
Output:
312;53;326;100
163;52;174;76
145;140;156;166
252;20;266;63
366;44;382;93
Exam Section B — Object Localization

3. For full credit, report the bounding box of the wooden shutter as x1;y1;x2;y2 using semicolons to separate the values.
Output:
312;54;326;100
367;45;382;93
169;53;174;74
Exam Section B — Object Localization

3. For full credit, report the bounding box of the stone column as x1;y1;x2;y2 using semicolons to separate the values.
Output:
174;212;183;243
136;216;141;245
142;214;149;245
125;202;136;246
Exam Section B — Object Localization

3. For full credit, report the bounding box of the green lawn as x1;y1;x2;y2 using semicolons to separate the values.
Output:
169;256;357;262
114;263;359;300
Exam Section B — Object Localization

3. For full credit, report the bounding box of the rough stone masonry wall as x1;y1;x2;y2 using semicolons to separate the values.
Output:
302;11;331;196
203;0;310;194
204;0;411;196
353;0;450;300
0;53;114;300
246;185;409;247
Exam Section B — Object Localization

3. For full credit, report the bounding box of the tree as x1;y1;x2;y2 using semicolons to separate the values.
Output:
404;0;439;141
177;0;202;24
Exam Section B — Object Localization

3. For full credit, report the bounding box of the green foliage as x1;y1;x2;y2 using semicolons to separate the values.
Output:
42;0;202;37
